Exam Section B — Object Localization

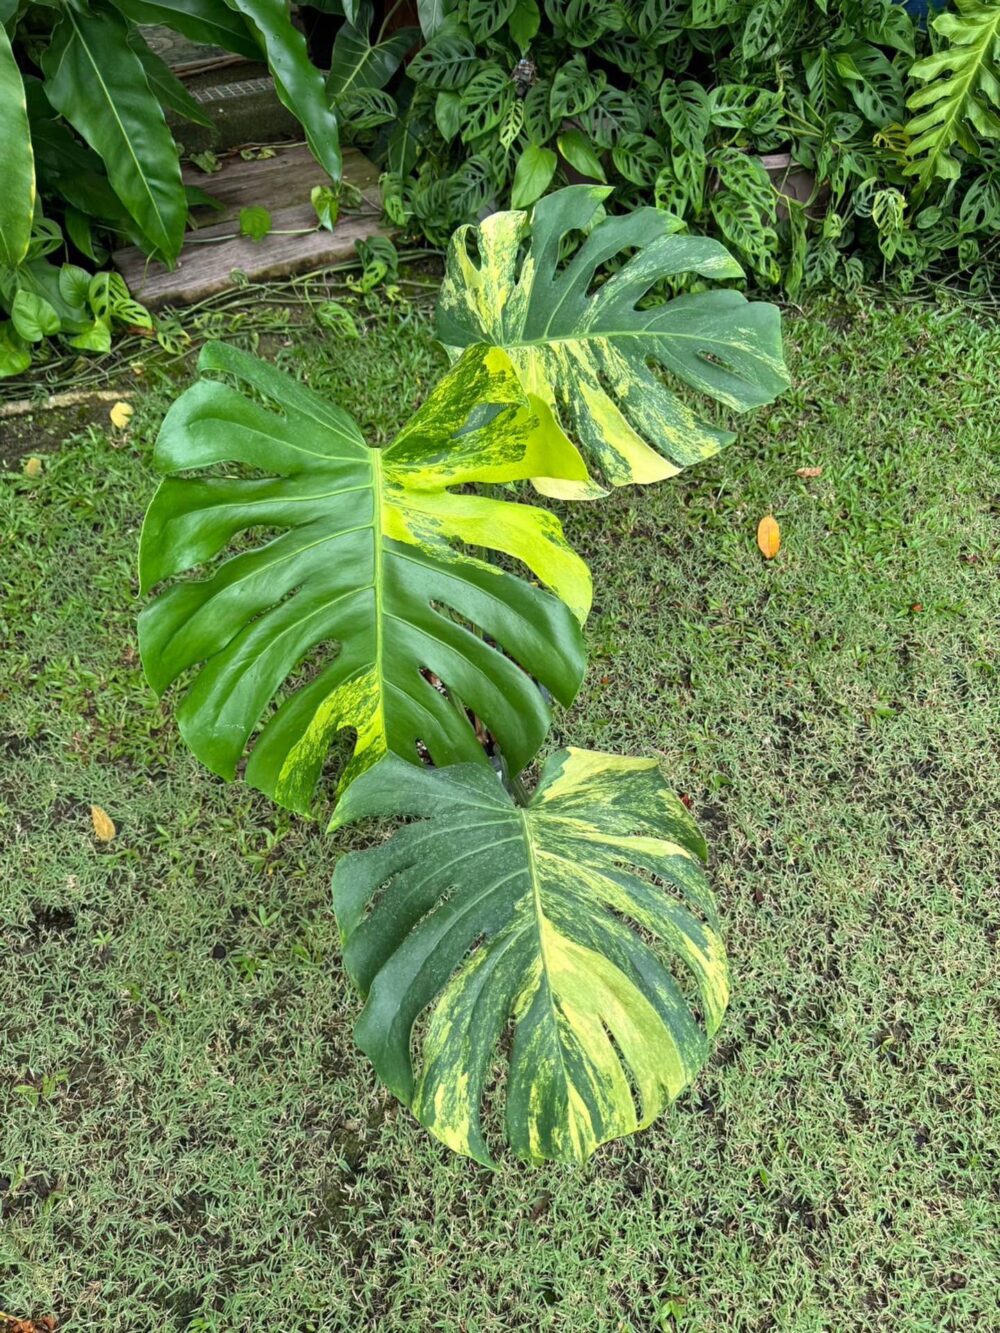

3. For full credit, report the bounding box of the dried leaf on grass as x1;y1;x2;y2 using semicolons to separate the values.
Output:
90;805;116;842
757;514;781;559
109;401;133;430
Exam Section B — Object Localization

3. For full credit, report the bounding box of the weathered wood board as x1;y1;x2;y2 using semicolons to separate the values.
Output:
113;144;390;309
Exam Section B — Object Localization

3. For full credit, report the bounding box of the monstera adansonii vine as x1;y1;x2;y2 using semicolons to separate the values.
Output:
139;340;590;813
139;214;788;1163
436;184;791;497
331;749;729;1166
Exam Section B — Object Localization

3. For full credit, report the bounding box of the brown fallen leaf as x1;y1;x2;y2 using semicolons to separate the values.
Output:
22;456;43;478
109;401;133;431
90;805;116;842
757;514;781;559
795;466;822;478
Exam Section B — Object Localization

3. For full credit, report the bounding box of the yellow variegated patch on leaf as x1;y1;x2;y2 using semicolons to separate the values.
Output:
436;184;790;497
139;341;591;813
332;748;729;1166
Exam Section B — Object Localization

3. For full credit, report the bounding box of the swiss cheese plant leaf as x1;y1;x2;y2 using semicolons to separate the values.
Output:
436;185;790;498
0;22;35;269
904;0;1000;190
41;4;187;263
331;748;729;1166
139;342;591;814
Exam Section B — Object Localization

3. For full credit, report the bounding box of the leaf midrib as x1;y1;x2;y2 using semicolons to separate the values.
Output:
519;808;573;1121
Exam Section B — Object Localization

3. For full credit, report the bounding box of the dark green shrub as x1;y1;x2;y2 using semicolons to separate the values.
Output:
339;0;1000;293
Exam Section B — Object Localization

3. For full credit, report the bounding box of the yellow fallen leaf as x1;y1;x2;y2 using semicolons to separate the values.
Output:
757;514;781;559
109;401;134;430
23;456;43;477
91;805;116;842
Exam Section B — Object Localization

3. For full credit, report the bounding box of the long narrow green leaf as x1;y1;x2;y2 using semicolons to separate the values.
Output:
126;27;214;129
332;748;729;1165
42;5;186;262
224;0;342;181
417;0;455;39
0;23;35;268
115;0;260;61
26;80;132;231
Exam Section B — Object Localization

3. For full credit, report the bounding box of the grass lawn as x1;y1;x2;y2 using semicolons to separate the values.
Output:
1;289;997;1333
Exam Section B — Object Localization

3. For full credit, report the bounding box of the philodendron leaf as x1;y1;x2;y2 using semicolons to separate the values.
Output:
904;0;1000;190
331;748;729;1166
436;184;790;498
139;342;591;814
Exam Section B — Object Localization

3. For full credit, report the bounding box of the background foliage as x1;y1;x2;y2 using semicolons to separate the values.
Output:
0;0;340;375
337;0;1000;294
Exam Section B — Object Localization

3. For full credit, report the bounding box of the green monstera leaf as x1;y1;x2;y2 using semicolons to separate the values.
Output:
435;184;790;498
331;748;729;1165
139;342;591;813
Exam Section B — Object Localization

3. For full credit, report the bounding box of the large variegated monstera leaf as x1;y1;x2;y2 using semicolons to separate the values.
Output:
436;184;790;498
332;749;729;1165
139;341;592;813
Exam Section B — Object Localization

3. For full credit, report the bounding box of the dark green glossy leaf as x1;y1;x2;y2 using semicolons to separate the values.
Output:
328;9;417;102
511;143;556;208
115;0;260;60
26;79;131;229
224;0;342;181
41;4;187;261
509;0;541;50
11;288;60;341
127;27;214;128
834;41;904;127
0;322;31;378
0;22;35;268
557;128;606;181
139;341;591;812
408;20;478;88
467;0;516;42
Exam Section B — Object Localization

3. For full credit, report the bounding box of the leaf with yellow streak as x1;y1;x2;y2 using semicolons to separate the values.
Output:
332;748;729;1166
436;185;790;496
139;342;591;814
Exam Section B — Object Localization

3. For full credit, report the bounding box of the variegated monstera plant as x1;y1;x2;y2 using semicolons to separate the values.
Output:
139;186;790;1166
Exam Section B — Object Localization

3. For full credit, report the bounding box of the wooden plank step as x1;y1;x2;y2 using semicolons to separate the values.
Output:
113;145;389;310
